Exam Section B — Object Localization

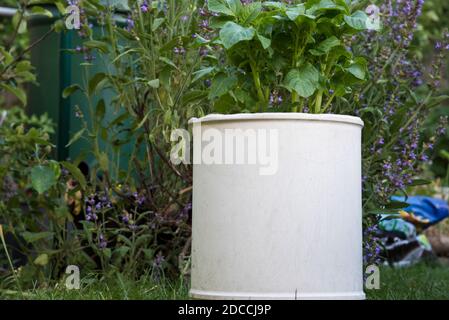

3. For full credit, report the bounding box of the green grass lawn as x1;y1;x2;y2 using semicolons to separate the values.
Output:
367;262;449;300
2;263;449;300
0;274;190;300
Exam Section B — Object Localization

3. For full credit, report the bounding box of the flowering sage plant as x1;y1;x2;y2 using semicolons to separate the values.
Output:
63;0;210;276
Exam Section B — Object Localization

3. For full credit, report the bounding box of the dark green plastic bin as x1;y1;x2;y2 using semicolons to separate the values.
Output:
27;3;133;173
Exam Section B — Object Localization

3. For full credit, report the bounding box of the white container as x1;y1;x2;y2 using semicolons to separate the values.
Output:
189;113;365;300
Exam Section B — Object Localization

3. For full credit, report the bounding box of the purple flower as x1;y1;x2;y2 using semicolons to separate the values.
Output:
153;252;165;268
173;46;186;55
84;194;112;221
437;116;448;136
83;53;95;63
140;0;149;13
269;90;283;106
121;214;130;224
125;15;135;31
133;192;145;206
363;224;382;266
99;234;107;249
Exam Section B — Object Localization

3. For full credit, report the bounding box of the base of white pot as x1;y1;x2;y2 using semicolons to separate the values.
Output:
190;289;366;300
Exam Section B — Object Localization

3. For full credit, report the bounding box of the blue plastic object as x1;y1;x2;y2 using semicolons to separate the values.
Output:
391;196;449;227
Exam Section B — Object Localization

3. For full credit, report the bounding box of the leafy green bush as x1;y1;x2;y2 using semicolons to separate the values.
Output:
202;0;372;113
414;1;449;180
0;108;82;285
0;0;67;107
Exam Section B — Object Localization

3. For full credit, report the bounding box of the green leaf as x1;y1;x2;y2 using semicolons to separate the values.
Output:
307;0;348;15
286;4;307;21
208;74;238;99
344;10;369;30
54;1;67;15
66;128;86;147
263;1;285;9
226;0;242;14
240;2;262;25
83;40;109;53
29;6;53;18
102;248;112;260
112;246;130;264
192;67;215;83
147;79;160;88
0;47;13;64
0;84;27;106
34;253;49;266
219;21;255;49
427;95;449;109
61;161;87;189
30;165;57;194
385;201;409;210
441;150;449;161
98;152;109;171
12;11;27;34
159;57;179;70
88;72;106;96
181;90;208;104
310;36;340;56
96;99;106;120
284;63;320;98
136;111;151;130
49;160;61;180
346;58;367;80
62;84;82;98
256;33;271;49
208;0;236;16
15;61;32;72
327;45;352;61
152;18;165;31
108;113;129;128
53;19;65;33
408;179;431;187
213;93;237;113
21;231;54;243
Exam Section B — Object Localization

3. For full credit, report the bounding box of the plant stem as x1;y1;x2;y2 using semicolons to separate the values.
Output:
3;26;55;73
314;90;323;113
0;225;23;296
322;92;336;113
249;56;266;110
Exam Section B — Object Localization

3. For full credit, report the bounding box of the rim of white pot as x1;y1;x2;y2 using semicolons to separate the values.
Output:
189;113;364;127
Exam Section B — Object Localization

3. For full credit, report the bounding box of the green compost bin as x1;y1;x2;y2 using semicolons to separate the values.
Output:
27;3;134;174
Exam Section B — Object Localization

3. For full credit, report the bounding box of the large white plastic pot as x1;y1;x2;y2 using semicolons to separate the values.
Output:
189;113;365;300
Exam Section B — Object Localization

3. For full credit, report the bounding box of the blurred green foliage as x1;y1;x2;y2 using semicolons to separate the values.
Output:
418;1;449;181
